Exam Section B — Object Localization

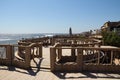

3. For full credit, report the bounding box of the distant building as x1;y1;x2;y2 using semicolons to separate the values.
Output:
69;27;72;36
101;21;120;34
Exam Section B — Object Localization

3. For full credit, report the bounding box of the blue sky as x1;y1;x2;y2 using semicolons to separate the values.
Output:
0;0;120;34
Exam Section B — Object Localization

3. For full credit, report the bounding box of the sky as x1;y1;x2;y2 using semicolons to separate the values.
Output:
0;0;120;34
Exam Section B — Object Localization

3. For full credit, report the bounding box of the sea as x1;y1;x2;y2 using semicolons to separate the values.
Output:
0;33;63;45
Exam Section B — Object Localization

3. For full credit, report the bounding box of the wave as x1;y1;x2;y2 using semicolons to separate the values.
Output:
0;39;13;41
0;33;62;44
45;34;53;37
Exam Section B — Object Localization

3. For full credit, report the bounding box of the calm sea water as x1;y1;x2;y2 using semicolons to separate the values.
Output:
0;33;61;45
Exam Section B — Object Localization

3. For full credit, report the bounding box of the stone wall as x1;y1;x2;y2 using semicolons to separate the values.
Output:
0;45;31;69
0;45;13;66
50;46;120;72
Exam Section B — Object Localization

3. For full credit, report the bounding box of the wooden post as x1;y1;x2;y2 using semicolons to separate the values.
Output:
10;45;14;65
51;38;55;46
76;48;83;71
6;45;11;60
6;45;14;65
111;51;113;65
50;48;56;71
39;45;42;58
71;49;75;56
98;50;100;65
58;48;62;59
25;46;31;69
71;46;75;57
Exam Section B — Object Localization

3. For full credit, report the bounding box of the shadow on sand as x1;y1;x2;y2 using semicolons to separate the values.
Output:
52;72;120;79
0;58;49;76
1;59;120;79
